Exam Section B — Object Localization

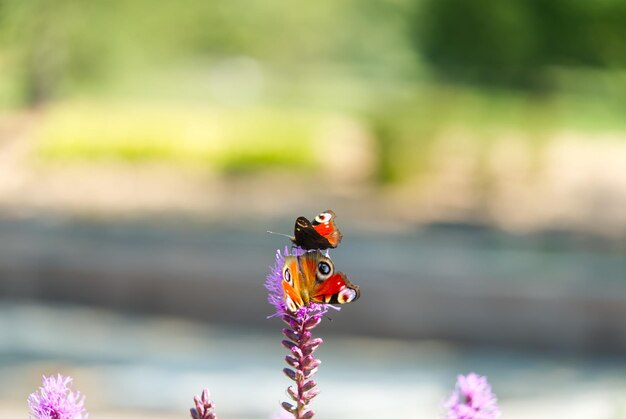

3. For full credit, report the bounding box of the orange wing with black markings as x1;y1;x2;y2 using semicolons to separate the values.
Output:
281;256;306;313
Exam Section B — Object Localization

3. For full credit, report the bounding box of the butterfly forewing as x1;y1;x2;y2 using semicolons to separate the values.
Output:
281;256;306;312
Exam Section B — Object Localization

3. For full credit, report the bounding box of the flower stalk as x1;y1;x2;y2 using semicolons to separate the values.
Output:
280;306;326;419
266;247;330;419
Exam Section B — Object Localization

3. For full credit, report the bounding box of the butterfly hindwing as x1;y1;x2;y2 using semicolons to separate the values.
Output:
293;217;331;250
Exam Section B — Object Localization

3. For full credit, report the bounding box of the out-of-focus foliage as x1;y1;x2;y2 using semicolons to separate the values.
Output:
1;0;625;189
413;0;626;89
0;0;415;107
2;0;626;103
0;0;113;104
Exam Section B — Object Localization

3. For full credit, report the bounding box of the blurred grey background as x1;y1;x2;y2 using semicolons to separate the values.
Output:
1;0;626;417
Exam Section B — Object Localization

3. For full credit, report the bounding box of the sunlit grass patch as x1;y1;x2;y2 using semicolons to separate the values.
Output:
35;102;325;172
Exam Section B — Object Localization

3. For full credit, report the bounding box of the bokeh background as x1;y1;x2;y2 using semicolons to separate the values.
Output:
1;1;626;418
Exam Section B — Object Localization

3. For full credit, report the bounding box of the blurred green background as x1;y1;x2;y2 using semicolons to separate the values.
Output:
1;0;625;232
1;1;626;418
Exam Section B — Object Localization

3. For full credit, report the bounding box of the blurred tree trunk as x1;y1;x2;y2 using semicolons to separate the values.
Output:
22;25;66;106
0;0;71;107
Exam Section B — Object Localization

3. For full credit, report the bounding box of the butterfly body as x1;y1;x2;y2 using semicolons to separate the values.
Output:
291;210;343;250
281;251;360;312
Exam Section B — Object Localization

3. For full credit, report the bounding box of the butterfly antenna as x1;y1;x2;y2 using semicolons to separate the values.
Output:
266;230;293;239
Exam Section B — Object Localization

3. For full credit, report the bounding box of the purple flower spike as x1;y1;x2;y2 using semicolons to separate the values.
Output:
266;247;329;419
190;388;217;419
28;374;87;419
445;373;501;419
280;305;326;419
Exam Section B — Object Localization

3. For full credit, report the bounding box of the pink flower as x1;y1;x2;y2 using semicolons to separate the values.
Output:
445;373;500;419
190;388;217;419
28;374;87;419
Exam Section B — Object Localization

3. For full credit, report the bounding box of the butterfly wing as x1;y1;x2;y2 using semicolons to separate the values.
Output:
282;251;360;312
292;211;342;250
309;251;359;306
311;210;343;249
292;216;333;250
312;272;360;305
281;256;306;312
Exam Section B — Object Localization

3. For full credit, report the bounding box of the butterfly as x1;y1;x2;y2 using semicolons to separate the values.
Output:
291;210;343;250
281;250;360;313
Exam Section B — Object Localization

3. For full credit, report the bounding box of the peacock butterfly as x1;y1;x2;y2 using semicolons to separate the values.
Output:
281;250;360;312
291;210;343;250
